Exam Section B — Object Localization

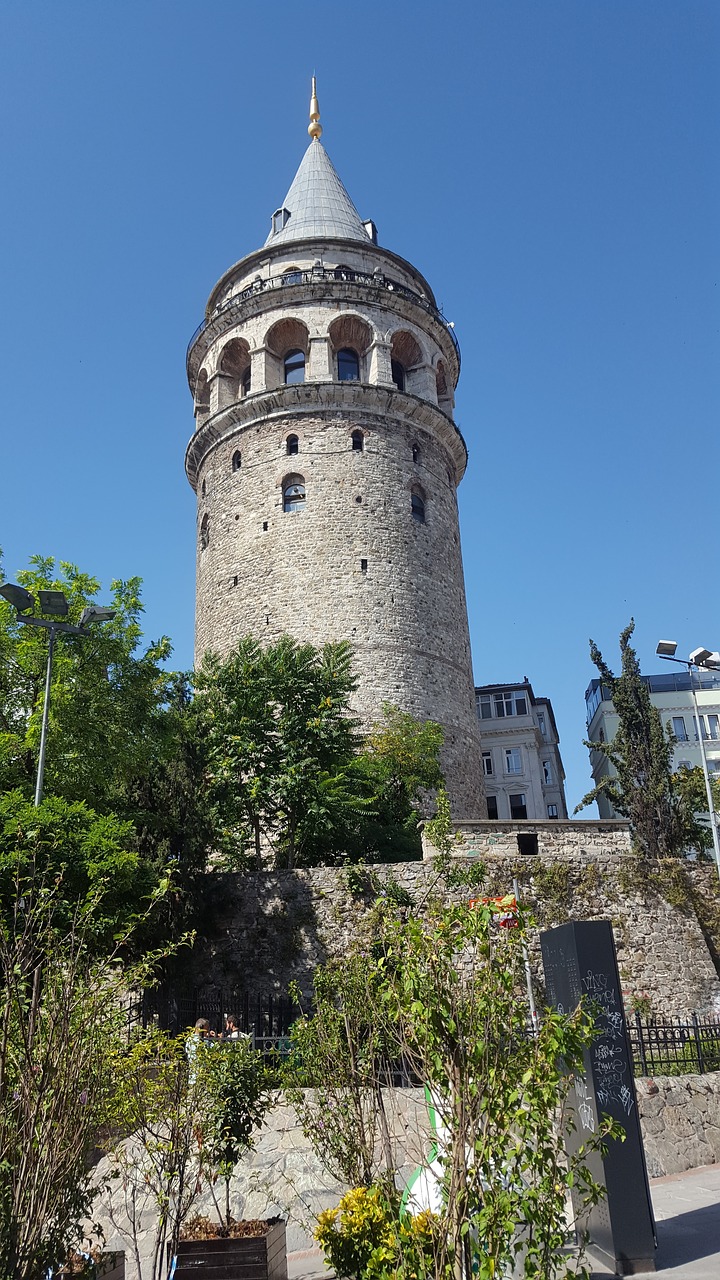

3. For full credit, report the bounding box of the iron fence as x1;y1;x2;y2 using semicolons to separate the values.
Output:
129;988;299;1054
627;1012;720;1077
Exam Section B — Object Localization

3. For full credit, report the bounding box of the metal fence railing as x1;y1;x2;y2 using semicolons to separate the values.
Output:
128;988;299;1054
627;1012;720;1077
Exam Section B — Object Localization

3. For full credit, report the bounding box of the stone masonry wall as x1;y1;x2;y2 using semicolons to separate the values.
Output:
93;1076;720;1276
182;822;720;1018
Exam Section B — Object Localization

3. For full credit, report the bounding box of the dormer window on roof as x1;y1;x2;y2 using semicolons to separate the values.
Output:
272;208;291;236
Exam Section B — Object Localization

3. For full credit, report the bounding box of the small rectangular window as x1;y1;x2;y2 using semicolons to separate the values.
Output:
486;795;499;819
479;695;493;720
510;793;527;820
707;715;719;741
547;804;559;819
543;760;553;785
482;752;493;777
515;695;527;716
360;559;368;574
505;747;522;775
537;711;547;738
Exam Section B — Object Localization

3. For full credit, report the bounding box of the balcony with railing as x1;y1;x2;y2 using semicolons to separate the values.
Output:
186;265;460;380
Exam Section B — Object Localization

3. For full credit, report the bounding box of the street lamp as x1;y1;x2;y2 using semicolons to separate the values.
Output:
0;583;116;806
655;639;720;877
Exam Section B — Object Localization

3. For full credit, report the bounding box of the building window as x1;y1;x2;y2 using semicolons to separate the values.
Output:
486;795;499;820
284;349;305;384
272;208;290;234
495;690;528;718
338;348;360;381
547;804;559;819
232;450;242;472
391;360;406;392
482;752;494;777
282;475;306;514
707;715;719;741
282;267;303;285
412;443;421;464
537;711;547;737
201;479;206;497
672;716;688;741
542;760;553;785
679;760;692;770
509;793;527;820
286;434;299;456
479;695;493;720
505;747;522;775
411;491;425;524
200;514;210;550
242;367;251;395
351;430;364;452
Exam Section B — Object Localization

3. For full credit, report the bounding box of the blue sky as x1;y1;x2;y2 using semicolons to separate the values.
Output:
1;1;718;813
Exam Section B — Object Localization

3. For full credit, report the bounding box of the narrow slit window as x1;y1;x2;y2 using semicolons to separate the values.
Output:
286;434;299;456
232;450;242;472
200;514;210;550
351;430;364;451
411;492;425;524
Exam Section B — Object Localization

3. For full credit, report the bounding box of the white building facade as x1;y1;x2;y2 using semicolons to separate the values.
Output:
475;681;568;821
585;670;720;819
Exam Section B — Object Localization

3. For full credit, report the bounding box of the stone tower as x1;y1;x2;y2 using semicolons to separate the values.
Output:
186;83;484;817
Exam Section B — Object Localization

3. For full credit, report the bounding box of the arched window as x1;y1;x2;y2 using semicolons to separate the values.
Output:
232;450;242;472
391;360;406;392
351;430;364;452
338;348;360;382
411;492;425;524
286;434;299;456
283;475;306;514
284;349;305;384
200;514;210;549
412;443;421;464
242;367;251;395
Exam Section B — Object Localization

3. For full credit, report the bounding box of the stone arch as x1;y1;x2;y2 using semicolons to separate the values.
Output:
195;369;211;423
435;358;453;413
265;318;310;390
390;330;424;395
218;337;251;408
328;314;373;382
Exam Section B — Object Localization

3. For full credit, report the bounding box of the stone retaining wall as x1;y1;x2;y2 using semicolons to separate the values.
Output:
183;825;720;1017
637;1071;720;1177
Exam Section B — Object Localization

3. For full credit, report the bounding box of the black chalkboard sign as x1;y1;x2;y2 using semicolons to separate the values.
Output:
540;920;656;1276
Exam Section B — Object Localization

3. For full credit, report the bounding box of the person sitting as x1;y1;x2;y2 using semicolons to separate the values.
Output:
223;1013;251;1044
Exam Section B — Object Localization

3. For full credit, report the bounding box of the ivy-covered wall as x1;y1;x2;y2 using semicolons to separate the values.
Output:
183;822;720;1018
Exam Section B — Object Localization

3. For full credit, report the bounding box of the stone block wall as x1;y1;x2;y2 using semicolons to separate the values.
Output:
637;1072;720;1177
183;823;720;1018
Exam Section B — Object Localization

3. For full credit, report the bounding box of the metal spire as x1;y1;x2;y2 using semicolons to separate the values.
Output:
308;76;322;141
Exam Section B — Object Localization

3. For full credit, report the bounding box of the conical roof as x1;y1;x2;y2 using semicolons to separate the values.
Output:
264;140;370;246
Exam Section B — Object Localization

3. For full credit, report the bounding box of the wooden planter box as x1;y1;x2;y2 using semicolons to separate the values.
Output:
170;1220;287;1280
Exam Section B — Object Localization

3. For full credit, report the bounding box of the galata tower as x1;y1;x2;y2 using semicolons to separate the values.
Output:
186;82;484;818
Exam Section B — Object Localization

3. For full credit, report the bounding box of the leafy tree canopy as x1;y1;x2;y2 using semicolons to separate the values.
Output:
576;620;705;858
0;791;156;945
0;555;174;811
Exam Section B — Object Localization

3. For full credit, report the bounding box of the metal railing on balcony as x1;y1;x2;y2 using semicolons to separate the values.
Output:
186;265;460;375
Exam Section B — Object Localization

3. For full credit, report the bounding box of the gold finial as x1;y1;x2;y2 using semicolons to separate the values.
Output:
308;76;322;140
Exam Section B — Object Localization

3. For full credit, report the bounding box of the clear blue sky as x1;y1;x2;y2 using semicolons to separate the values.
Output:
1;1;718;813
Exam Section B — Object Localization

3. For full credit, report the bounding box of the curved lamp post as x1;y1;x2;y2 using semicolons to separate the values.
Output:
0;583;116;805
656;639;720;877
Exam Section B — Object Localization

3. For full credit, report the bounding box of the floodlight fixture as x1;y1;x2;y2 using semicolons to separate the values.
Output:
79;606;117;627
38;590;69;617
655;640;677;658
690;647;713;667
0;583;36;613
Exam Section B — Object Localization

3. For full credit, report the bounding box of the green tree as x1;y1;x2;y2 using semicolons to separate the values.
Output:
0;791;157;949
671;763;720;857
195;635;363;869
291;895;617;1280
0;863;173;1280
576;620;703;858
350;708;444;862
0;556;174;811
